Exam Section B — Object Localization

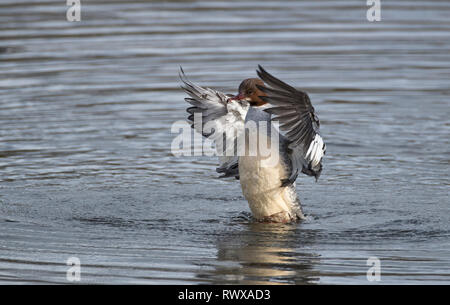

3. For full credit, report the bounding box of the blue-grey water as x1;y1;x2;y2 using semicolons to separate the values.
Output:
0;0;449;284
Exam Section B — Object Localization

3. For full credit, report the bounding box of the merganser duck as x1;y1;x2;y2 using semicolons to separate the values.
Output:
180;65;325;223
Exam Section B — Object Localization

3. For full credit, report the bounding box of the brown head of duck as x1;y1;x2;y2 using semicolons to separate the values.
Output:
227;78;267;107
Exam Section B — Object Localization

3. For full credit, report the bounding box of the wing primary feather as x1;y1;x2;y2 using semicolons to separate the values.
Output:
180;67;249;179
255;65;324;182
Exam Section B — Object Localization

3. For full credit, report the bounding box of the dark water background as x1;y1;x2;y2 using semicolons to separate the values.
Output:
0;0;449;284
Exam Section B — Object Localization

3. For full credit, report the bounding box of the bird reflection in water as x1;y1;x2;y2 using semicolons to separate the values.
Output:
197;218;320;284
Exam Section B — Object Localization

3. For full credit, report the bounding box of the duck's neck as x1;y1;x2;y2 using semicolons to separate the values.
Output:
245;105;271;124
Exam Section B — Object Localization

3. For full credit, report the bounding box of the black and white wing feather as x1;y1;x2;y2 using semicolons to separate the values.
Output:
179;68;249;178
256;65;325;183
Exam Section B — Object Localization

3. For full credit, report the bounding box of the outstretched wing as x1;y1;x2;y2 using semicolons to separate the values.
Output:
179;68;249;178
256;65;325;183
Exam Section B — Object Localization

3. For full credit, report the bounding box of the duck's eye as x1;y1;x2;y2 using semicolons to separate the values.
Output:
246;90;253;95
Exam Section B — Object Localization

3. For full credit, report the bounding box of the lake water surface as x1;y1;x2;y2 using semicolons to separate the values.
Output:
0;0;449;284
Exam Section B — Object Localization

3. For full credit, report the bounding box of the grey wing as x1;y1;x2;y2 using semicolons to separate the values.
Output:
256;65;326;183
179;68;249;178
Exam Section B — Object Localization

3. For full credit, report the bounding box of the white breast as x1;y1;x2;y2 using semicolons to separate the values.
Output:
238;134;296;220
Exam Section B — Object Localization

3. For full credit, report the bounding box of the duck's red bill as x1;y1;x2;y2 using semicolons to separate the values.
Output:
227;93;245;103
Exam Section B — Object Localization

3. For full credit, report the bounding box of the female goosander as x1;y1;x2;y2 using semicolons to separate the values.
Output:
180;65;325;223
